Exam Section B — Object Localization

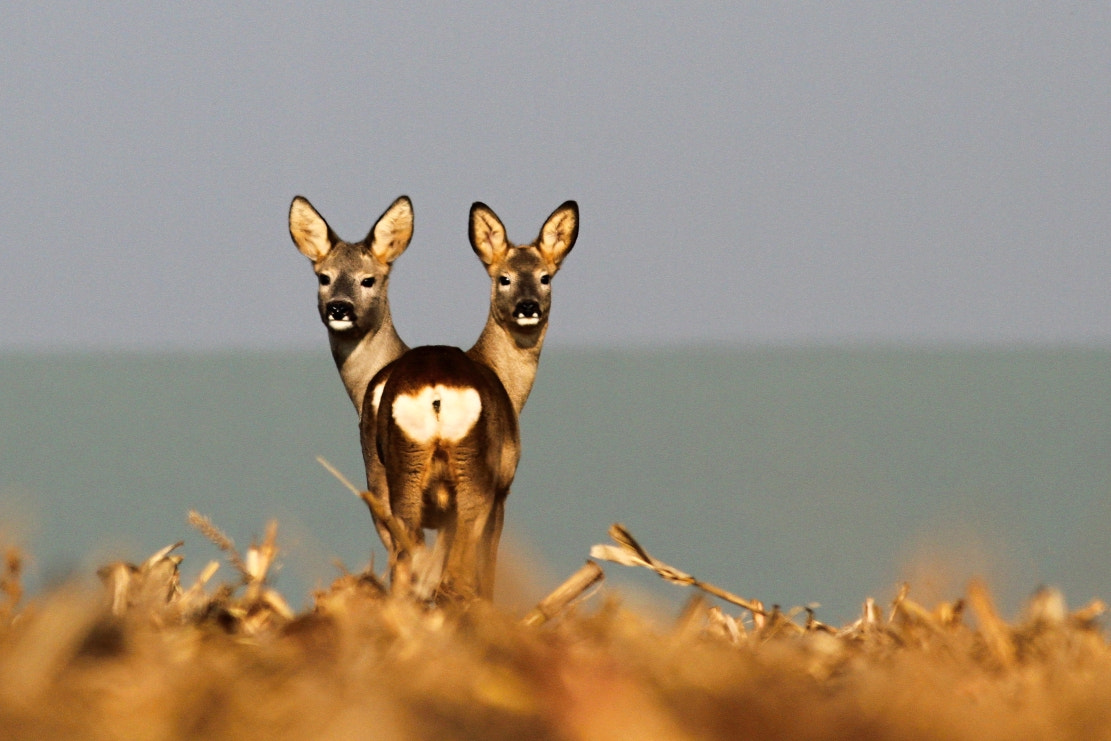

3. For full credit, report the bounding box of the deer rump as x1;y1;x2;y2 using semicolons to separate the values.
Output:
365;345;519;593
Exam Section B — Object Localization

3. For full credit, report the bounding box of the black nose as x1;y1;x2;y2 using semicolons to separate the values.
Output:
513;301;541;319
326;301;355;321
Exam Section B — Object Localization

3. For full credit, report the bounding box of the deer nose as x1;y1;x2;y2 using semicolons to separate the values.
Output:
513;301;541;319
326;301;355;322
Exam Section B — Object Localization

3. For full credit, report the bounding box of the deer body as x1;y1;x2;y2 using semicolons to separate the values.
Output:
289;195;413;550
365;201;579;600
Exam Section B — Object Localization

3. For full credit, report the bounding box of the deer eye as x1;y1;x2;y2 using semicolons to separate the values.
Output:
540;274;551;285
317;274;331;286
498;275;511;286
361;277;376;288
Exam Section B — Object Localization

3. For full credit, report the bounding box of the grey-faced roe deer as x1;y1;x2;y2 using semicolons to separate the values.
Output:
366;201;579;601
289;195;413;552
288;195;413;414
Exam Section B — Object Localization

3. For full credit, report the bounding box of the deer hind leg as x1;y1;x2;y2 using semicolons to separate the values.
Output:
476;495;506;599
366;466;396;567
415;523;449;599
388;525;424;598
437;510;490;603
386;456;428;597
360;420;398;571
437;473;494;602
477;430;518;599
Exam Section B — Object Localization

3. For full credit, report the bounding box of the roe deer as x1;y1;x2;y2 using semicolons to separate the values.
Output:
289;195;413;552
288;195;413;413
365;201;579;600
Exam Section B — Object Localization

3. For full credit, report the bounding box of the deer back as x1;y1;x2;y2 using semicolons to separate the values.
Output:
366;346;520;519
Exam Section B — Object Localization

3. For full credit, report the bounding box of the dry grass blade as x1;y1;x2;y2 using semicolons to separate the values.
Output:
1071;597;1108;627
591;523;767;616
316;455;418;557
607;524;661;569
0;547;23;620
707;605;745;643
522;560;604;627
673;594;711;640
96;541;186;617
142;540;185;570
178;560;220;615
243;520;281;602
805;606;836;634
967;577;1016;667
315;455;365;502
188;510;248;579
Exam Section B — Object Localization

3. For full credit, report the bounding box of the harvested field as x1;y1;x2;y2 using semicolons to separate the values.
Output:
0;519;1108;741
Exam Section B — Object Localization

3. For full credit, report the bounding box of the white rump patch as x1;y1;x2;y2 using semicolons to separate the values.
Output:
328;319;354;332
392;389;439;443
392;385;482;444
370;381;386;415
436;387;483;441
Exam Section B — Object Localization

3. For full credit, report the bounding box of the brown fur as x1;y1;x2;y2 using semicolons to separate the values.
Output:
363;201;579;601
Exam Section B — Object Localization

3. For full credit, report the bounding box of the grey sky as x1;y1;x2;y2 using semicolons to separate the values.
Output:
3;3;1109;350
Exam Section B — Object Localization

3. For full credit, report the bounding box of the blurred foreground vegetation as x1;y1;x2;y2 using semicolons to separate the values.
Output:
1;519;1109;741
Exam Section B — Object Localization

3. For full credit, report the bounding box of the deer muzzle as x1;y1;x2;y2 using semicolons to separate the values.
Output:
513;301;542;327
325;300;356;331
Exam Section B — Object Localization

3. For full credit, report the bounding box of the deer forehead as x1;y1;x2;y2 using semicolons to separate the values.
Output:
502;246;553;274
317;241;387;274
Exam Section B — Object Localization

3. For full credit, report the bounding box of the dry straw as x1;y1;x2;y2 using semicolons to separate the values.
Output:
2;512;1109;739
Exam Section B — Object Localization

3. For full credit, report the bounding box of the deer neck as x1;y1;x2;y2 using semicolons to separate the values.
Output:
467;313;545;414
329;309;408;416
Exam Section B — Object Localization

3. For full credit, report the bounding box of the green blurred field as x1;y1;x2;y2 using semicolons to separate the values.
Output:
1;348;1108;622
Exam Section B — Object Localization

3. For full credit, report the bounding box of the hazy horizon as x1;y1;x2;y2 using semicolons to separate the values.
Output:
3;347;1107;624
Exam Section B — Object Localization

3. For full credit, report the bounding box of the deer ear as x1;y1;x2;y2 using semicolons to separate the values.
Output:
538;200;578;270
289;196;334;262
369;195;413;265
469;202;507;269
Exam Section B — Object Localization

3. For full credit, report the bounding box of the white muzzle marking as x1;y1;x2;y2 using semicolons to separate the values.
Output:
392;385;482;444
515;316;540;326
328;319;355;331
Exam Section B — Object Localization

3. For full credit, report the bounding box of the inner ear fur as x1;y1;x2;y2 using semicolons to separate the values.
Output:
289;196;334;262
538;201;578;270
470;202;508;268
370;195;414;265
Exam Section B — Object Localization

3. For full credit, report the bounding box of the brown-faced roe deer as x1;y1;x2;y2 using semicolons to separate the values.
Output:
366;201;579;601
289;195;413;550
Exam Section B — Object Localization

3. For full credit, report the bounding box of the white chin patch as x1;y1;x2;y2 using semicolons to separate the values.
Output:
328;319;355;332
515;316;540;327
